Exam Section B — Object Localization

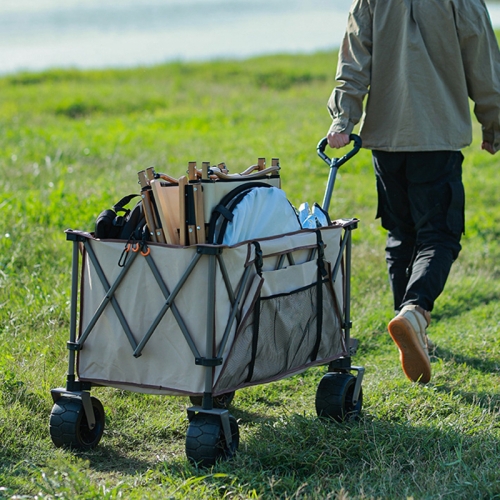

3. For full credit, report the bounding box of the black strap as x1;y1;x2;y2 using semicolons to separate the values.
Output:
207;182;272;244
253;241;263;276
212;204;234;223
245;241;264;383
112;193;140;214
245;295;261;383
310;231;326;362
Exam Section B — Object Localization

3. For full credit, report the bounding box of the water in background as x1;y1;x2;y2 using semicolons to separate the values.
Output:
1;0;499;75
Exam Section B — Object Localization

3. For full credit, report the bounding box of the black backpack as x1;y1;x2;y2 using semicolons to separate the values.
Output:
94;194;149;242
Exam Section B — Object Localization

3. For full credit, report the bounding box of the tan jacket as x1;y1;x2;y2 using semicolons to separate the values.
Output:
328;0;500;152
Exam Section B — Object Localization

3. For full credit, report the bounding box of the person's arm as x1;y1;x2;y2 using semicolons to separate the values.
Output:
458;5;500;155
326;0;372;148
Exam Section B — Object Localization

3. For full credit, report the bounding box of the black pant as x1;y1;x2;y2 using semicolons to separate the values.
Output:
372;150;465;312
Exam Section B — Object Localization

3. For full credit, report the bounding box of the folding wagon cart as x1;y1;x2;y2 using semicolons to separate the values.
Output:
49;136;365;467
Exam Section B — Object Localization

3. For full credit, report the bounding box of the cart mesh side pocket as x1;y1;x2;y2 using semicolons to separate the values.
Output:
215;258;345;393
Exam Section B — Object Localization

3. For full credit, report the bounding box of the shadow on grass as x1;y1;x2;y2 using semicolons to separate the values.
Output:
46;403;285;477
222;413;500;499
73;445;159;476
20;401;498;500
433;345;500;375
432;382;500;412
64;403;285;475
432;287;500;322
429;345;500;410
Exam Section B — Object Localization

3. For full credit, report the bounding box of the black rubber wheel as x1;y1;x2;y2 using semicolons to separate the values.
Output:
49;396;105;450
189;391;235;409
315;372;363;422
185;413;239;467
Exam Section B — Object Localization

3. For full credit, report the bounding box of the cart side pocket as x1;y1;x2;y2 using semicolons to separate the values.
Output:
214;257;345;393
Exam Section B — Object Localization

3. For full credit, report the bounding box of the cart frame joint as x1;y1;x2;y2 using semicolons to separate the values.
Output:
195;356;223;367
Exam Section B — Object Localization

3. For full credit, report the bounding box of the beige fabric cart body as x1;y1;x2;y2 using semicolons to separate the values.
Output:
75;223;350;396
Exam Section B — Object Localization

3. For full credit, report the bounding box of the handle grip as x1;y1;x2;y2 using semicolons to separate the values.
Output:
316;134;362;168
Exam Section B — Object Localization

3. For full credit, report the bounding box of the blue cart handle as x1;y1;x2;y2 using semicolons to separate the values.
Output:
317;134;362;212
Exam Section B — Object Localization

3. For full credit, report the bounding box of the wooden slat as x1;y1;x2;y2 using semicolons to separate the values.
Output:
193;182;206;244
178;176;187;246
150;180;180;245
188;161;197;181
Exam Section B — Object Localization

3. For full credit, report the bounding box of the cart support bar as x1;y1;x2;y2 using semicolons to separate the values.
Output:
67;240;80;379
187;407;232;446
82;241;139;351
350;366;365;405
51;388;96;429
133;251;203;358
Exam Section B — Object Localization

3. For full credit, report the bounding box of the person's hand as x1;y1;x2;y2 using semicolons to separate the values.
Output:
481;141;496;155
327;132;350;149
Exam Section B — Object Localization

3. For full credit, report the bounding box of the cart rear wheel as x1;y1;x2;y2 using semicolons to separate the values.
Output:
315;372;362;422
49;396;105;450
185;413;239;467
189;391;235;409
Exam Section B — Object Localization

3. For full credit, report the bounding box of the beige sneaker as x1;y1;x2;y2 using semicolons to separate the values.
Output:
388;305;431;383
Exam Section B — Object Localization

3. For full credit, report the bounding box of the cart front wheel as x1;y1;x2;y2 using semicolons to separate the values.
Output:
49;396;105;450
189;391;235;409
315;372;362;422
186;413;239;467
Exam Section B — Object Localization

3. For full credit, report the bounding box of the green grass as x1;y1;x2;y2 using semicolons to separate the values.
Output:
1;46;499;499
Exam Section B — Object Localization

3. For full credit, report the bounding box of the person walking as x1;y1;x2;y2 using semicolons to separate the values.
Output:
326;0;500;383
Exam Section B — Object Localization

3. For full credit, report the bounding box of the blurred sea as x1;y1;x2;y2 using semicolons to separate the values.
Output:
1;0;499;75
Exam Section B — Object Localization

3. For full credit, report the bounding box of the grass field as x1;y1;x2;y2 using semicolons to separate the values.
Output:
0;45;499;499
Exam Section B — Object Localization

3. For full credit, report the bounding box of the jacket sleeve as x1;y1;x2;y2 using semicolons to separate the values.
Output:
327;0;373;135
458;5;500;152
